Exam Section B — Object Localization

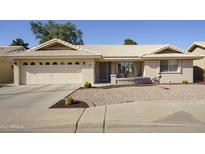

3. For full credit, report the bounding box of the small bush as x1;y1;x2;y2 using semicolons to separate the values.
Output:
84;82;92;88
65;96;73;105
182;80;188;84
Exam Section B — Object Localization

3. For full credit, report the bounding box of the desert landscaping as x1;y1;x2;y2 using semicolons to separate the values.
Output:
69;84;205;107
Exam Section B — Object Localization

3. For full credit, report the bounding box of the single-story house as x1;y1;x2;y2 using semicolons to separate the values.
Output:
2;38;202;85
187;42;205;81
0;46;25;83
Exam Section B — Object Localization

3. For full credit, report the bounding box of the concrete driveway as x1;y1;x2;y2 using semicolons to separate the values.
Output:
0;84;80;109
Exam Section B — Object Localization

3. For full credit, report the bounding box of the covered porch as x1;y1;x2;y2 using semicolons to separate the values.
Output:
95;61;151;85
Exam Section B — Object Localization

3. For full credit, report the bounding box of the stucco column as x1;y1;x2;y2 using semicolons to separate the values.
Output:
111;74;117;85
82;59;95;85
14;61;20;85
111;62;116;74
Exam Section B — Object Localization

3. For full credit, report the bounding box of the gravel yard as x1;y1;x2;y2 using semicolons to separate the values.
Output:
71;84;205;107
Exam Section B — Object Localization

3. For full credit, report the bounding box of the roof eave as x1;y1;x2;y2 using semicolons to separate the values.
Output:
141;56;203;60
102;56;141;60
2;55;102;59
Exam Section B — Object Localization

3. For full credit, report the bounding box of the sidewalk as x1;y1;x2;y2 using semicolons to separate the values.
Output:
1;100;205;133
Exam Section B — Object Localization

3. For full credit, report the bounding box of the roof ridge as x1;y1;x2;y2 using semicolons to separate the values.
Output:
140;44;184;57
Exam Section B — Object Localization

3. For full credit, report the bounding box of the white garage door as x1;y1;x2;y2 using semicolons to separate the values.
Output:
20;61;82;84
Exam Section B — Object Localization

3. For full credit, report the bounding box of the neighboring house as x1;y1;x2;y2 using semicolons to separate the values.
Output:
2;38;201;85
0;46;25;83
187;42;205;81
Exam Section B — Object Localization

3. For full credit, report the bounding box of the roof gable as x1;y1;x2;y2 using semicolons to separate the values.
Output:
155;49;182;54
6;38;101;58
142;45;202;60
37;42;76;50
187;42;205;52
147;45;184;55
29;38;80;51
27;38;100;56
140;45;203;59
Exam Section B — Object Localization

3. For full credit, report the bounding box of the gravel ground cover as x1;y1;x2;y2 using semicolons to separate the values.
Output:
71;84;205;107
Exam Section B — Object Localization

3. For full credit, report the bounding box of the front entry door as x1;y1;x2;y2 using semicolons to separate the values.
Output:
99;62;110;82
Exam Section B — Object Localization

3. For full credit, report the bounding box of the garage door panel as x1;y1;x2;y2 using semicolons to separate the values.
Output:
21;65;82;84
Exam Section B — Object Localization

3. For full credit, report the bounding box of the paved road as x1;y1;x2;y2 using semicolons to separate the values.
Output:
1;85;205;133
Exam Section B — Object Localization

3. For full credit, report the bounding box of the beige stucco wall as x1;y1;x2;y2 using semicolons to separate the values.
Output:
190;47;205;80
111;62;117;74
0;59;13;83
191;47;205;68
82;59;95;85
143;60;158;79
144;59;193;83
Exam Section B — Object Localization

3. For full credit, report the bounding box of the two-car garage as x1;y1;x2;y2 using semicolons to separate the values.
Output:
20;60;83;84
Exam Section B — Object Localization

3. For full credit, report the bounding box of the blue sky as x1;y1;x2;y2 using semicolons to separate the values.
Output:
0;20;205;50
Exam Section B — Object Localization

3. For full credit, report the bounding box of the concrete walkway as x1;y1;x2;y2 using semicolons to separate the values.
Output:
1;100;205;133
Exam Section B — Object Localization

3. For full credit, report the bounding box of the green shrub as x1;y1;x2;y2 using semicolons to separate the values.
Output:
182;80;188;84
84;82;92;88
65;96;73;105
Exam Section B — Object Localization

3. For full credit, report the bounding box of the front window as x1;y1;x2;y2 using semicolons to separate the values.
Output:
118;62;134;77
160;60;178;72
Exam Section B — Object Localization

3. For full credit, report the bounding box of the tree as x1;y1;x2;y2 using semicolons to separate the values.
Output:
30;21;84;45
10;38;29;49
123;38;138;45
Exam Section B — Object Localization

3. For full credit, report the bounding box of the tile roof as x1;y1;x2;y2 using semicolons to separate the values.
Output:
1;38;202;60
8;49;100;57
0;46;24;55
79;45;167;57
